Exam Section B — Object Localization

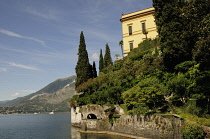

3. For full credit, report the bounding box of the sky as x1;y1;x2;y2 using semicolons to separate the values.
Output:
0;0;153;101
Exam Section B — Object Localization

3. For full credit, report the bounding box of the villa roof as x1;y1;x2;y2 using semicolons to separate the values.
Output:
120;7;155;22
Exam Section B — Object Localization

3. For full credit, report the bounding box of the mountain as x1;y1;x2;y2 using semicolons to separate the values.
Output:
0;100;10;107
0;94;35;107
1;75;76;112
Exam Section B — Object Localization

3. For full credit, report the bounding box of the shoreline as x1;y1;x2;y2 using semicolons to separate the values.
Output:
0;112;71;115
78;130;150;139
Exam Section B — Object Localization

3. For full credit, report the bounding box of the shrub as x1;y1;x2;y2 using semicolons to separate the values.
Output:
181;123;205;139
175;61;197;73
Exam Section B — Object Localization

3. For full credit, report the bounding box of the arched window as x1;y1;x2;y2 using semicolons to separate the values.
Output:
87;114;97;119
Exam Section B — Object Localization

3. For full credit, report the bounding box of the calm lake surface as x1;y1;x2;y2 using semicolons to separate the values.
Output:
0;113;125;139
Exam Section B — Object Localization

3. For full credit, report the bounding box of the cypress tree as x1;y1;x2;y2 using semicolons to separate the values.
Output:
92;61;97;78
99;49;104;72
104;43;113;68
75;31;92;88
89;63;93;79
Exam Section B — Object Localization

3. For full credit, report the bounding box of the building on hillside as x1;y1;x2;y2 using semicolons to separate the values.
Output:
120;7;158;56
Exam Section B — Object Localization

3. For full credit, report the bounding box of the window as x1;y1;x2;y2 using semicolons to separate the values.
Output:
129;42;133;51
142;22;146;32
128;26;132;35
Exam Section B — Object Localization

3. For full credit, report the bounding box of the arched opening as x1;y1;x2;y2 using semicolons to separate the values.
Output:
87;114;97;119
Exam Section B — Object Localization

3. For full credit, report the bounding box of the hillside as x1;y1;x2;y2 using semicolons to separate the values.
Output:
70;1;210;138
0;100;10;107
0;75;76;113
71;38;210;126
1;93;35;107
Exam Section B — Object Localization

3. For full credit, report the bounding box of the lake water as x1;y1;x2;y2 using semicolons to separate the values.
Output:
0;113;125;139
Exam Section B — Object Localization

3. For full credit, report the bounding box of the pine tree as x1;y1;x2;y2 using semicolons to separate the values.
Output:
104;43;113;68
75;31;92;88
99;49;104;72
92;61;97;78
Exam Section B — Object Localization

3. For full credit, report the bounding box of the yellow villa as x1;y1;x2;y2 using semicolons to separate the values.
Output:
120;7;158;56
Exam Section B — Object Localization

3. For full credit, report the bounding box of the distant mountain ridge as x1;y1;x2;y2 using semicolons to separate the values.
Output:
0;100;10;106
35;76;76;94
0;75;76;112
0;93;35;107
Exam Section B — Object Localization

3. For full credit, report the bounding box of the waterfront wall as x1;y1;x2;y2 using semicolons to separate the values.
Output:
71;106;82;126
113;115;183;139
71;105;183;139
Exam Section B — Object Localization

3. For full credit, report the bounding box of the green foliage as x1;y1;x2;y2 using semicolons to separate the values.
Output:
180;100;202;117
194;14;210;71
180;113;210;127
119;40;123;57
153;0;189;71
99;49;104;72
175;61;197;73
75;31;92;88
153;0;210;72
70;95;79;107
104;43;113;68
72;35;210;120
138;38;160;52
92;61;97;78
181;123;206;139
123;76;167;114
72;39;162;107
111;114;121;118
168;73;190;102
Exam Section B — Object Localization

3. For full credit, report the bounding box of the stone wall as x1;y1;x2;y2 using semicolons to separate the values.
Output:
111;115;183;139
71;105;124;122
71;106;82;127
80;105;109;120
71;105;183;139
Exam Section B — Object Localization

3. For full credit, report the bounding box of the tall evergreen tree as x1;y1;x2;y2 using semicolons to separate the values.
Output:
153;0;210;72
75;31;92;88
194;14;210;70
92;61;97;78
104;43;113;68
89;63;93;79
153;0;189;72
99;49;104;72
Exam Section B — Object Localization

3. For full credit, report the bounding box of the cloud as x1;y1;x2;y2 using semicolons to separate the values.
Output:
8;62;41;71
91;53;99;61
0;28;46;46
20;90;35;93
24;7;59;21
0;68;7;72
11;93;21;97
0;45;65;59
0;44;72;66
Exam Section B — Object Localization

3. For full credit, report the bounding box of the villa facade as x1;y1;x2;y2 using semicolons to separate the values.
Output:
120;7;158;56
